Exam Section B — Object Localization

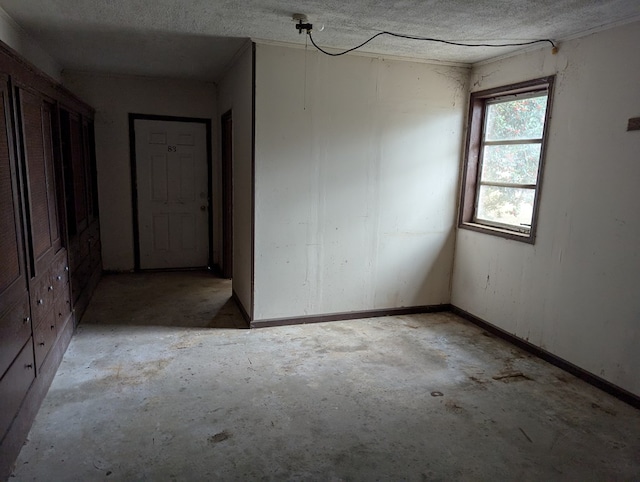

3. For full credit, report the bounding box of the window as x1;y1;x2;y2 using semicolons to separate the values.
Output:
459;76;554;243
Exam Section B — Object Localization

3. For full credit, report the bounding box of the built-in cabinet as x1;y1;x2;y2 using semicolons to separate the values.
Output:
0;42;100;479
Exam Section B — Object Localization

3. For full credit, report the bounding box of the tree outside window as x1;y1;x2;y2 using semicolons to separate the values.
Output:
459;77;554;243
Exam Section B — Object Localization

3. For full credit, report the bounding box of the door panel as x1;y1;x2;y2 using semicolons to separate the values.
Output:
18;89;61;275
0;84;31;376
69;114;87;232
0;78;26;311
135;119;209;269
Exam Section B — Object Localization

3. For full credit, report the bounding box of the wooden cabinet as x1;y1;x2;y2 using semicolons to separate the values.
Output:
60;108;101;315
0;41;101;479
0;341;35;441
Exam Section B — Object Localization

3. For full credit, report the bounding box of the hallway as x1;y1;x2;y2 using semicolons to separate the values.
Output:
10;272;640;480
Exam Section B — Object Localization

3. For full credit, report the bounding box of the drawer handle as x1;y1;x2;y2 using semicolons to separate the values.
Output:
65;266;69;271
39;342;45;346
37;299;44;305
50;325;55;330
25;363;33;369
24;316;31;324
57;275;62;280
48;285;54;291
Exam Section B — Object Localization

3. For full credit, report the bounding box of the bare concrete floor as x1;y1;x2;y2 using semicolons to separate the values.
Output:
10;272;640;481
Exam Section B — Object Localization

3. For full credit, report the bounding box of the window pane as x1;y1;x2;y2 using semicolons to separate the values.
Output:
481;143;541;184
485;95;548;141
477;185;535;228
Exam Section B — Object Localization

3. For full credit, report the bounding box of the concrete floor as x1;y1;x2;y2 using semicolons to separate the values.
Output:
10;272;640;481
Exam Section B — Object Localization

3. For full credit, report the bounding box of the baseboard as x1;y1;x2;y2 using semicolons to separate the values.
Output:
451;305;640;409
250;304;452;329
231;290;251;328
0;311;75;481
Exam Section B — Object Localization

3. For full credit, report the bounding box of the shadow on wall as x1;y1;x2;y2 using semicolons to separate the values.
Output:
58;26;248;81
80;271;247;329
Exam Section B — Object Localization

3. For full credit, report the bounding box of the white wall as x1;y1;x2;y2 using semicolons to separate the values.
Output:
0;7;60;81
217;43;254;315
254;44;468;321
452;21;640;396
62;72;218;271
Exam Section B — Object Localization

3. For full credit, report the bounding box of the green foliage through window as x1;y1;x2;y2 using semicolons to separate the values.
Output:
475;93;549;230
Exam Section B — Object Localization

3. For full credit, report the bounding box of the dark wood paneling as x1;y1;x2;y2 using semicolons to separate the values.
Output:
42;102;59;248
0;86;20;294
0;309;74;482
0;37;101;480
0;75;28;318
20;90;52;260
69;113;87;232
33;314;57;372
18;88;61;275
0;340;35;441
0;295;31;378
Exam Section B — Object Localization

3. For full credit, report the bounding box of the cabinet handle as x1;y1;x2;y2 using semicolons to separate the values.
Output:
25;363;33;369
39;342;45;346
48;285;54;291
65;266;69;272
57;275;62;280
50;325;55;330
23;316;31;324
37;299;44;305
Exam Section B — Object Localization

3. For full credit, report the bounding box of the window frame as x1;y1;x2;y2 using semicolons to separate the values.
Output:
458;76;555;244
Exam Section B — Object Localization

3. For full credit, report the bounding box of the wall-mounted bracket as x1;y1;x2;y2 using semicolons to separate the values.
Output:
293;14;313;34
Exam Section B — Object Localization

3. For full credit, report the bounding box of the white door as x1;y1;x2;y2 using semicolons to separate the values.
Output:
134;119;209;269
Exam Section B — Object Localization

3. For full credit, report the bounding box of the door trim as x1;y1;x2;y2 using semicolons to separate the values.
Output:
220;110;233;279
128;113;213;271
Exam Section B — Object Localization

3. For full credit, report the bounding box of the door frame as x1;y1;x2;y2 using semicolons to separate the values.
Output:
128;113;213;271
220;110;233;279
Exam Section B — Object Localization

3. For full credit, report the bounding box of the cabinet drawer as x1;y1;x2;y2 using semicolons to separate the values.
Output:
51;248;70;286
29;271;54;327
33;314;57;372
0;339;35;440
0;295;32;378
54;282;72;325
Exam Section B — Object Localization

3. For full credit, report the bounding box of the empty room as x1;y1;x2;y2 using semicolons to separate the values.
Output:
0;0;639;480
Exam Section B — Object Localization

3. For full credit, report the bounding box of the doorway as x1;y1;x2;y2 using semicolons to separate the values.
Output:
130;114;212;270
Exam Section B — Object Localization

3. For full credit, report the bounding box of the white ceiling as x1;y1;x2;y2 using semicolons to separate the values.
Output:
1;0;639;81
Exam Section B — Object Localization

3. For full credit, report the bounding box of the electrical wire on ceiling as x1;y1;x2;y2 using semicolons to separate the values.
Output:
294;18;558;56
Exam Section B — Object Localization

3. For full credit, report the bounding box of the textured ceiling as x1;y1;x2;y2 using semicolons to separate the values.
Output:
1;0;639;81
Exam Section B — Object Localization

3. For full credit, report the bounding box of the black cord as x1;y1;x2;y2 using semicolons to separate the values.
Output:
308;31;556;57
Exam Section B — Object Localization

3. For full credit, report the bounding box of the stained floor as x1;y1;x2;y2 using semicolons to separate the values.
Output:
10;272;640;481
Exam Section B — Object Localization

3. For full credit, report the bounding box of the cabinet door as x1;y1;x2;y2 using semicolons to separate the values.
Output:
0;75;31;376
69;113;87;233
17;88;61;275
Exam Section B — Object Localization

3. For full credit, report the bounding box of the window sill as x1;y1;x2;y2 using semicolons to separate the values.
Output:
459;222;535;244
